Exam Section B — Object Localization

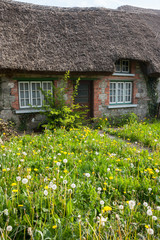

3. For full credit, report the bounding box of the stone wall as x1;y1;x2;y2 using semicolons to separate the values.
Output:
93;62;149;119
0;63;157;130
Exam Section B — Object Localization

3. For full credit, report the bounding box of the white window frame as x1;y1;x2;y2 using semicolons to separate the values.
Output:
115;60;130;73
110;82;132;104
18;81;52;109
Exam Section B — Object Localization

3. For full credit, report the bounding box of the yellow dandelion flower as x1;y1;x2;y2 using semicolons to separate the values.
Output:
12;189;18;193
103;206;112;212
11;183;17;186
52;225;57;229
64;169;68;173
109;176;113;180
34;168;38;171
2;169;6;172
18;205;23;207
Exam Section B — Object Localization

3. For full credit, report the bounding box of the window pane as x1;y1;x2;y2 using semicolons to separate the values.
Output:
21;99;24;106
20;83;24;90
122;60;129;73
115;60;121;72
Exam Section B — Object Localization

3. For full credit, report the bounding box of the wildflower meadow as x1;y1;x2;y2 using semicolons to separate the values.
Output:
0;126;160;239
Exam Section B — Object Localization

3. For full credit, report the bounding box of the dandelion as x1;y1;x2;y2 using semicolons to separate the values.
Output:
100;200;104;205
119;205;124;210
157;206;160;211
143;202;148;207
147;228;154;235
44;190;48;196
3;209;9;216
148;188;152;193
107;168;110;172
11;183;17;186
85;173;90;178
63;180;68;184
12;189;18;193
152;216;157;220
103;206;112;212
6;226;12;232
27;175;31;179
16;176;21;181
63;159;67;163
68;189;72;194
22;178;28;184
56;162;61;166
97;187;102;191
51;184;57;190
128;200;136;210
52;225;57;229
147;209;152;216
71;183;76;188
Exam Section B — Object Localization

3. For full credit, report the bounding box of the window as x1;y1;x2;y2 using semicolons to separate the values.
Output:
18;81;52;108
115;60;130;73
110;82;132;104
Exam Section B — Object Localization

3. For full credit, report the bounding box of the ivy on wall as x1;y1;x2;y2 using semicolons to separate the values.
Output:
146;77;159;117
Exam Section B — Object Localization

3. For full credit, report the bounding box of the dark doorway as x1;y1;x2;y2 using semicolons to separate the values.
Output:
74;80;93;118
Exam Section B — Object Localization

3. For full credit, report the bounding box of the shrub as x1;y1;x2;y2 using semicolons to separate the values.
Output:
39;71;88;130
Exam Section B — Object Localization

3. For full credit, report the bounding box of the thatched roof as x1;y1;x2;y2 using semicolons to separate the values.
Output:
0;0;160;76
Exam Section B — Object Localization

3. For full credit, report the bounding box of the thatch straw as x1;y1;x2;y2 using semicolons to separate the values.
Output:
0;0;160;76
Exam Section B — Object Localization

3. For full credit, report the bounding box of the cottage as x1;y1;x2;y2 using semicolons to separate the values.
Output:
0;0;160;129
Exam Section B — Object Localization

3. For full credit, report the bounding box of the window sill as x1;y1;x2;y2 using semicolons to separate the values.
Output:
112;73;135;77
15;109;45;114
108;104;137;109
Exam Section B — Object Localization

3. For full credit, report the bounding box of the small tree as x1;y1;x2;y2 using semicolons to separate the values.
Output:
40;71;88;130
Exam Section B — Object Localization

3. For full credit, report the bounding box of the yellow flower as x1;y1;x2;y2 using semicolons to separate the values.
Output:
44;186;49;189
52;225;57;229
3;132;6;135
104;182;107;185
109;176;113;180
18;205;23;207
145;225;149;229
12;189;18;193
34;168;38;171
2;169;6;172
64;169;68;173
11;183;17;186
103;206;112;212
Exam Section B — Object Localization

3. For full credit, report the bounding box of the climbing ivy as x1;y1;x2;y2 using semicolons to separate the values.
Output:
146;77;159;117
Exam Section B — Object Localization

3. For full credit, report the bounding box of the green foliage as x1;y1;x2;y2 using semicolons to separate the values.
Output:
40;71;88;130
94;113;138;129
146;77;159;117
0;127;160;239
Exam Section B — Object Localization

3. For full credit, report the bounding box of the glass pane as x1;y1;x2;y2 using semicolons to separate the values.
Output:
37;83;40;90
48;83;51;90
21;99;24;106
32;91;36;98
25;83;29;90
20;91;24;98
25;91;29;98
43;83;47;90
37;91;40;98
33;99;36;105
37;99;41;105
32;83;35;90
20;83;24;90
26;99;29;106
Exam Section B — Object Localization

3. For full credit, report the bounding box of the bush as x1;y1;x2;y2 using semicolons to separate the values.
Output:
39;71;88;130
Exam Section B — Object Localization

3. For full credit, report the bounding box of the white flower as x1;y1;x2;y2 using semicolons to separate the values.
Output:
152;216;157;221
100;200;104;205
97;187;102;191
147;206;151;210
16;176;21;182
7;168;10;171
60;176;63;179
71;183;76;188
155;169;159;173
157;206;160;211
56;162;61;166
130;163;134;168
95;152;99;155
4;209;9;216
57;153;61;156
63;159;67;163
63;180;68;184
68;189;72;194
148;188;152;192
51;184;57;190
44;190;48;196
147;209;153;216
22;178;28;184
147;228;154;235
85;173;90;178
119;205;124;210
97;216;107;226
20;159;24;162
107;168;110;172
143;202;148;207
22;152;27;156
6;225;12;232
128;200;136;210
27;175;31;179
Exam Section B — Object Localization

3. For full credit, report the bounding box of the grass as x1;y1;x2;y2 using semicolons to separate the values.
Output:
106;120;160;151
0;127;160;239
